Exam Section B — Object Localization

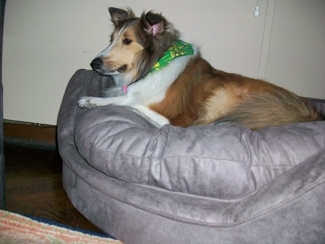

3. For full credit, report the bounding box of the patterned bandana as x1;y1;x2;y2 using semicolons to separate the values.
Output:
149;40;194;74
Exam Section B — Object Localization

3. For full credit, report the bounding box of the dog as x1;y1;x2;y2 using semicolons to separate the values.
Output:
78;7;322;130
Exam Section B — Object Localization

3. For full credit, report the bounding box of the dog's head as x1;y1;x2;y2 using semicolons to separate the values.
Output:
91;7;180;86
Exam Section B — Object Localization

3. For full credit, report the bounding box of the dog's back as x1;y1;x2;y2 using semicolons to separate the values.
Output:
148;55;322;129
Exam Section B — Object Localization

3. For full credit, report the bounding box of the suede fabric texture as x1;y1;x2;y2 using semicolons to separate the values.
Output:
58;70;325;244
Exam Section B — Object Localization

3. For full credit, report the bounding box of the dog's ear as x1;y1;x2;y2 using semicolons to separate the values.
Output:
142;11;166;36
108;7;135;26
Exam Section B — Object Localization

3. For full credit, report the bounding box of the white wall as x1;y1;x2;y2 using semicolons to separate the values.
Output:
265;0;325;98
3;0;324;125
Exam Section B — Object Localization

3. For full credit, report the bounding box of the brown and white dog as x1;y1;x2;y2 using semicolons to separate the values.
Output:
78;7;322;130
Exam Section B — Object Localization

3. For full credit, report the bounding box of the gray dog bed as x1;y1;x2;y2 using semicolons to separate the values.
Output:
58;69;325;244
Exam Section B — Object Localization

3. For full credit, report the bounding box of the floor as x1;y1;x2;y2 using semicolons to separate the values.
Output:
4;122;104;233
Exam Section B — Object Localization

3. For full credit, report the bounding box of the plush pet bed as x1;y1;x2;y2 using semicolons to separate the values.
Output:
58;69;325;244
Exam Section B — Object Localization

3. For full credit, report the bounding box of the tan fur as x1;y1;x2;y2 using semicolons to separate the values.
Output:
102;27;143;81
149;55;322;129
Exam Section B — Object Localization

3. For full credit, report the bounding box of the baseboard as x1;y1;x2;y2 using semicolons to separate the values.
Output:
4;120;57;150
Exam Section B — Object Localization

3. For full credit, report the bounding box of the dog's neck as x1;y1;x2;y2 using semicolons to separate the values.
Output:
149;40;194;74
123;40;194;92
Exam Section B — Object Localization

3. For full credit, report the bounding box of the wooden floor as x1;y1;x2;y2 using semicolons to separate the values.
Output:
4;122;104;234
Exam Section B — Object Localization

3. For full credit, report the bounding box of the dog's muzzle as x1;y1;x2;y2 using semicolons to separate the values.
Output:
90;58;127;75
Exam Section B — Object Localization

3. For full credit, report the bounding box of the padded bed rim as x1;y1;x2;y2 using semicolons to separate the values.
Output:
62;148;325;227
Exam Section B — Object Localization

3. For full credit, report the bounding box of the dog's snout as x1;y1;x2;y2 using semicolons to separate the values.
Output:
90;58;103;70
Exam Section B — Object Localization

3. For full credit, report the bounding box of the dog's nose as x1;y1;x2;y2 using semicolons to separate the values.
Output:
90;58;103;70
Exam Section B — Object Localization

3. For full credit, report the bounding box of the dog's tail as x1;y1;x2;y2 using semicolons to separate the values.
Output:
211;93;322;130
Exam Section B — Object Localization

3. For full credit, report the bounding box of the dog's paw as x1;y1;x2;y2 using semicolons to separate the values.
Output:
78;97;98;109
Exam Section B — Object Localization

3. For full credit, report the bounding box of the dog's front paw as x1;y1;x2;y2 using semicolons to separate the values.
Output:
78;97;98;109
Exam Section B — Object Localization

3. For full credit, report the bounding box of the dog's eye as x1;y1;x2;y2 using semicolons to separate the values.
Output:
123;38;132;45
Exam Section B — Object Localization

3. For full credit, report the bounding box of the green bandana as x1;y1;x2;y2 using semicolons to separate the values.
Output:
149;40;194;74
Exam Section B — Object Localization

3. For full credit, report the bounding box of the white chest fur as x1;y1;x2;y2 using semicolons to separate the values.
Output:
127;46;198;105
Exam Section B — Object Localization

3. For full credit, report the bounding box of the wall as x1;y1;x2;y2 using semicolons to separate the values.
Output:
265;0;325;98
2;0;324;125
